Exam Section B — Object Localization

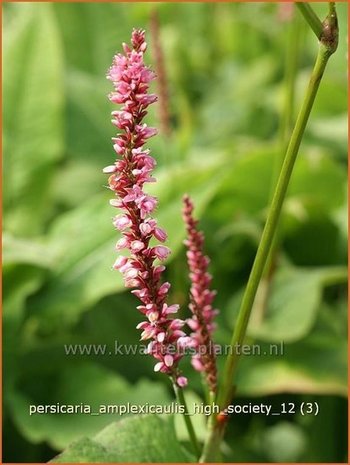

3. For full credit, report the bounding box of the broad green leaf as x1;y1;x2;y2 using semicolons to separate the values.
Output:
3;3;64;235
308;114;347;158
51;437;115;463
51;160;104;209
249;267;347;342
51;414;192;462
236;330;347;397
223;268;347;396
17;293;155;379
7;363;171;450
65;71;111;161
227;266;347;343
287;151;346;213
211;147;346;229
3;266;45;392
3;233;55;268
53;3;142;75
209;147;274;222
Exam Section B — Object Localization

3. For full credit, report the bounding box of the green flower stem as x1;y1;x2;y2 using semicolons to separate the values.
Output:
296;3;323;39
173;383;201;459
254;10;302;326
200;390;220;463
200;5;338;462
277;9;302;166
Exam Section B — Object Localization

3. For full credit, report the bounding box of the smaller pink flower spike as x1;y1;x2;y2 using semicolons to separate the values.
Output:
104;29;188;386
182;195;219;393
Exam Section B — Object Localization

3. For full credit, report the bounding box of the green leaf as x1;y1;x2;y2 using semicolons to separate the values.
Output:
65;71;111;161
51;437;115;463
52;3;136;75
3;3;64;235
287;151;346;214
51;414;192;462
308;114;347;157
8;363;171;450
3;266;45;393
210;147;274;221
249;268;330;342
236;330;347;397
3;233;55;268
227;266;347;343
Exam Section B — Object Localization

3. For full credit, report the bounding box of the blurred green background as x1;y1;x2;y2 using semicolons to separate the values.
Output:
3;2;348;463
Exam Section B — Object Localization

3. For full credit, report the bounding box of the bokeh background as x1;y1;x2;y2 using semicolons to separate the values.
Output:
3;2;348;463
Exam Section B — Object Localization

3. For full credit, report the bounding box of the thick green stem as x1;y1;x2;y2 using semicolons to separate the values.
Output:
173;383;201;459
254;9;302;326
200;5;338;461
296;3;323;39
277;9;302;171
200;390;221;463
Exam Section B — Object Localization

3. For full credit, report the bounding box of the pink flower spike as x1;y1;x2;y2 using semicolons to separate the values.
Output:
104;29;188;387
183;195;219;393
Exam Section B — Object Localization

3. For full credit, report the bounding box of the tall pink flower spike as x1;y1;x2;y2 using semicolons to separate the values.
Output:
183;195;219;393
104;29;188;388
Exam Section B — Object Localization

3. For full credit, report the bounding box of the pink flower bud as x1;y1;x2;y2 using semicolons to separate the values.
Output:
113;214;132;230
130;240;145;252
154;227;167;242
103;165;117;174
158;282;171;295
154;362;163;372
152;246;171;260
177;376;188;388
157;332;166;343
163;303;179;315
113;256;128;270
115;237;129;250
164;355;174;367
